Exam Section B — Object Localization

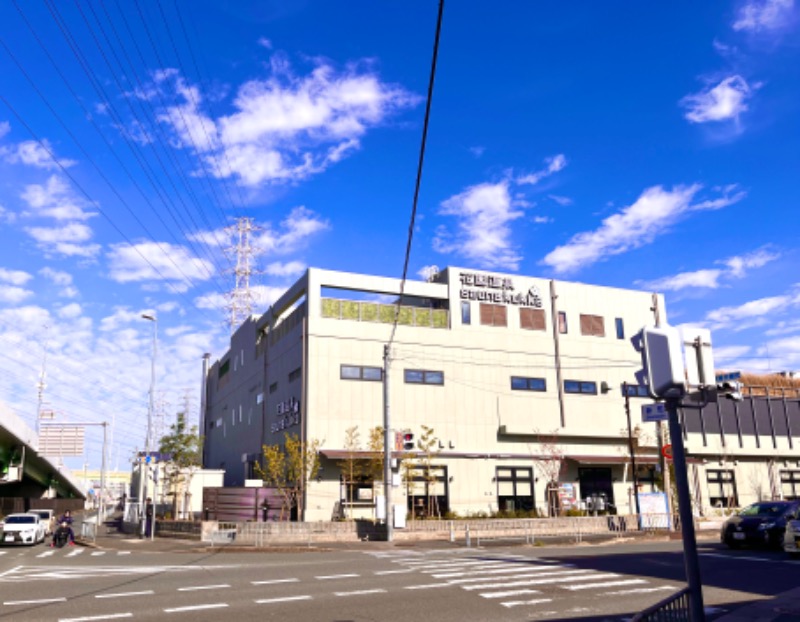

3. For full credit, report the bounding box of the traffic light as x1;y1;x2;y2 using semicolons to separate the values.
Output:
640;325;686;399
402;432;415;451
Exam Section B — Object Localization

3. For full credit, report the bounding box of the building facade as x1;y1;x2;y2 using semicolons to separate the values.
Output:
202;267;800;522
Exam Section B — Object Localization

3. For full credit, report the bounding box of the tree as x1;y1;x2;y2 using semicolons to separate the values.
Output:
337;426;362;520
256;433;322;521
530;430;565;516
366;426;385;522
157;412;203;519
417;425;442;518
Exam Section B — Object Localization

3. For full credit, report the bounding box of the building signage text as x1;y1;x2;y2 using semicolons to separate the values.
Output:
272;397;300;434
459;272;543;308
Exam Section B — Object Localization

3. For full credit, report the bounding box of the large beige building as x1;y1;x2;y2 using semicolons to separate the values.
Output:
202;267;800;522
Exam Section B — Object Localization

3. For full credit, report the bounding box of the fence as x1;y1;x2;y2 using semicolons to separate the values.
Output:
632;587;692;622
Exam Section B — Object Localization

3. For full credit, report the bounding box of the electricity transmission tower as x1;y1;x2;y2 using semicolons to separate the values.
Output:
224;217;260;333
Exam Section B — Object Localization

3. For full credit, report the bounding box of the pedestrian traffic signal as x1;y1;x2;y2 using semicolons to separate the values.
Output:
402;432;415;451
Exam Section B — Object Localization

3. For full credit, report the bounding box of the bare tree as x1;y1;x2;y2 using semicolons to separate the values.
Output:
337;426;362;520
417;425;442;518
366;426;385;522
530;430;565;516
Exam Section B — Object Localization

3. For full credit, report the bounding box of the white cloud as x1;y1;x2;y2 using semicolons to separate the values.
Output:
711;344;752;362
638;247;778;292
434;181;524;271
106;242;214;287
548;195;573;206
39;267;74;287
532;215;552;224
469;146;485;158
680;75;754;124
765;318;800;337
416;265;440;281
265;260;306;278
705;287;800;330
20;175;96;221
0;268;33;286
0;284;33;304
24;223;100;258
542;184;745;274
258;37;273;49
57;303;82;319
0;121;10;139
733;0;794;31
4;140;76;170
516;154;567;185
252;206;330;255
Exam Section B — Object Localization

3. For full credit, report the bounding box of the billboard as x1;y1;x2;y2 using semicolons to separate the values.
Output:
39;425;85;457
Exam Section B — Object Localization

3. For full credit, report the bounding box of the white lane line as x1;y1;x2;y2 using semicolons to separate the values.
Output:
315;573;359;580
95;591;155;599
177;584;231;592
91;552;106;557
36;551;55;558
59;614;133;622
432;564;574;578
334;589;387;597
251;578;299;585
5;597;67;605
562;579;648;591
117;551;131;556
425;563;528;575
0;565;22;580
374;569;414;575
699;553;772;562
448;569;593;585
66;549;84;557
462;572;619;591
404;583;451;590
480;589;542;599
0;552;6;556
255;596;312;604
164;603;229;613
501;598;553;608
607;586;677;596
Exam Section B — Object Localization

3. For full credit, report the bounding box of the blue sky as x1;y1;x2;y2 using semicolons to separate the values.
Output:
0;1;798;470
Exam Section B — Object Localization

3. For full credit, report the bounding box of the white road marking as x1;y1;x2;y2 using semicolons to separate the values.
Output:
66;549;84;557
562;579;648;590
448;569;593;585
117;551;131;555
480;589;542;599
0;552;6;556
0;566;22;580
374;569;414;575
501;598;553;608
177;584;231;592
0;563;244;582
36;551;55;558
432;564;574;578
699;553;774;562
462;572;620;591
164;603;228;613
95;590;155;599
607;586;676;596
251;578;299;585
255;596;312;604
59;614;133;622
334;589;386;596
403;583;451;590
4;597;67;605
315;573;359;580
90;552;106;557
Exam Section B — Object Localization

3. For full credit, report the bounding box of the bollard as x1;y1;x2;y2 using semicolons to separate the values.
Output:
466;524;471;548
449;521;454;543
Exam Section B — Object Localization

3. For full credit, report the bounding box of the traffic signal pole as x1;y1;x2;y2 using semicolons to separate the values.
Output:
383;344;393;542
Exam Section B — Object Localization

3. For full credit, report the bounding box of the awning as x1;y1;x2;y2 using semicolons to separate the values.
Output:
567;454;702;465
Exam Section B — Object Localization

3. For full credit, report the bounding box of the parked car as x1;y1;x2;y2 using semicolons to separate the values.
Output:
783;513;800;558
27;509;56;535
721;500;800;549
0;513;46;546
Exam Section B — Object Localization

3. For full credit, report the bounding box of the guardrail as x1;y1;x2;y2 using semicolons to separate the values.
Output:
632;587;692;622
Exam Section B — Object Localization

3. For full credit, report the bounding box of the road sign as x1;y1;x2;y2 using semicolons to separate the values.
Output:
715;371;741;383
641;403;668;423
661;444;673;460
39;425;85;457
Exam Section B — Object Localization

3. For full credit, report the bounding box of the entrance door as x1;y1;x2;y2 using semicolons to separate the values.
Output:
496;467;534;512
578;467;614;506
407;465;449;518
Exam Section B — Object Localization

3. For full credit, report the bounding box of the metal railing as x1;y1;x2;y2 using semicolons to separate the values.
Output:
632;587;692;622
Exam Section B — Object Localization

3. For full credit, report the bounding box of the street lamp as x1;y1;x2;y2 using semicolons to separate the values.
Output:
141;313;157;540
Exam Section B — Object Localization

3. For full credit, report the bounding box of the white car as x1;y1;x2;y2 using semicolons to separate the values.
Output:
27;509;56;535
0;513;46;545
784;515;800;558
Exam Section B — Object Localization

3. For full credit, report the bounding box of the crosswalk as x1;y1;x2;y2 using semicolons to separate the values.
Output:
0;548;134;559
370;550;679;612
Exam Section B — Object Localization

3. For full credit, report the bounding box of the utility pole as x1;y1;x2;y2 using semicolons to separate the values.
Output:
651;292;673;530
623;383;642;522
225;217;261;333
141;314;158;541
383;344;393;542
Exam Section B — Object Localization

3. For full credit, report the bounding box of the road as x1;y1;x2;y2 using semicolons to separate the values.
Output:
1;538;799;621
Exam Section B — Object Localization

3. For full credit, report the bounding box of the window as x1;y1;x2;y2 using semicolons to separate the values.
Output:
622;384;650;398
558;311;568;334
520;308;546;331
496;467;534;512
288;367;301;383
564;380;598;395
269;382;278;394
480;303;507;327
615;318;625;340
511;376;547;392
461;301;471;325
404;369;444;385
579;314;605;337
782;471;800;501
340;365;383;381
707;470;738;508
218;359;230;378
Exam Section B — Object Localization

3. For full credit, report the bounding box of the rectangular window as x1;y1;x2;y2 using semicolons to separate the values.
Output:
520;308;546;331
558;311;568;334
564;380;598;395
218;359;230;378
461;301;471;325
480;303;507;327
269;382;278;394
615;318;625;340
340;365;383;381
511;376;547;392
781;471;800;501
707;469;738;508
579;314;605;337
404;369;444;385
622;384;650;398
288;367;301;383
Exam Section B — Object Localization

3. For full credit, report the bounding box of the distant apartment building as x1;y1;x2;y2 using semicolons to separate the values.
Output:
201;267;800;521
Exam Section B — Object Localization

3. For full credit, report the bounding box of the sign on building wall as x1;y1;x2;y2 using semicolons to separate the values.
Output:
271;397;300;434
459;272;543;308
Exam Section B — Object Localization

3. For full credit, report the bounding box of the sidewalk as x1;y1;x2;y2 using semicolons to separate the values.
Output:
713;588;800;622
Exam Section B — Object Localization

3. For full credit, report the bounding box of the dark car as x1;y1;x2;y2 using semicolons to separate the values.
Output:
721;501;800;549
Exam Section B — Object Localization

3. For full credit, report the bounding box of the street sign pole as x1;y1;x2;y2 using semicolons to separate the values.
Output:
665;397;705;622
623;383;642;523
